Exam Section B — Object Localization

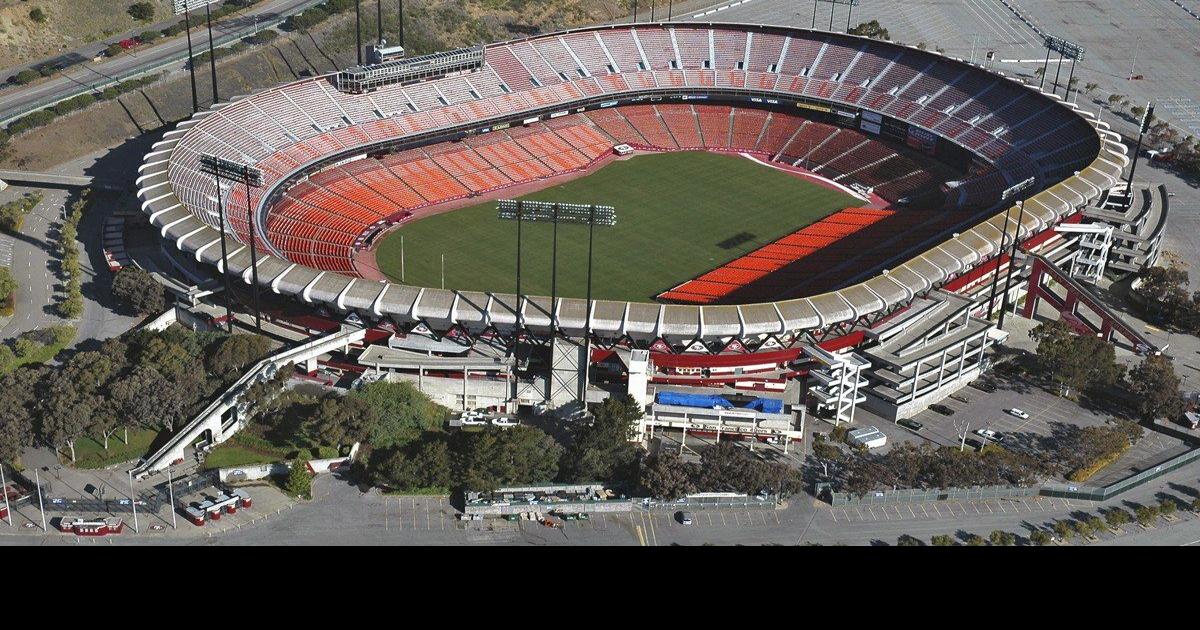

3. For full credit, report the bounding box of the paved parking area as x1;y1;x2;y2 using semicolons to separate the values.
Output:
828;495;1078;524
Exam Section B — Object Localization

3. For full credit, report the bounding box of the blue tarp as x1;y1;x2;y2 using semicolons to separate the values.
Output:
655;392;732;408
655;392;784;414
744;398;784;414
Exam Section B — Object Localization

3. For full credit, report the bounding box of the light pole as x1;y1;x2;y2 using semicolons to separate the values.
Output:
167;464;177;530
185;6;198;113
128;470;139;534
1126;102;1154;210
550;203;559;332
355;0;362;65
0;464;11;527
199;155;265;333
998;199;1029;330
987;177;1035;321
205;1;218;104
35;469;47;532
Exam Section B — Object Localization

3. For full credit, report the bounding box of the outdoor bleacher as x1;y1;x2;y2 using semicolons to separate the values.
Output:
143;22;1122;328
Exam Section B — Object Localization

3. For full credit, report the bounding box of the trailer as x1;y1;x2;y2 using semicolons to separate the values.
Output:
58;517;125;537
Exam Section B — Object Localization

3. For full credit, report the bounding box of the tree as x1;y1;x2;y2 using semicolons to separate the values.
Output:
1135;504;1159;527
204;334;272;378
558;395;642;488
896;534;923;546
1029;319;1122;396
1192;497;1200;513
989;530;1016;546
1053;520;1074;541
111;266;167;315
1029;530;1051;546
965;534;986;546
285;459;312;498
1084;82;1099;96
1086;515;1105;535
638;451;696;500
1105;507;1131;530
367;437;454;491
458;426;562;492
1074;519;1094;539
1127;355;1185;421
0;406;33;464
930;534;955;546
0;266;16;302
128;2;155;22
1159;498;1178;518
111;365;197;433
307;395;376;452
348;380;444;449
40;380;98;462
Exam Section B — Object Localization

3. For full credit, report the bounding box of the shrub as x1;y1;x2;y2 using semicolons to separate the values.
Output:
1135;504;1159;526
285;459;312;497
1029;530;1051;546
128;2;155;22
896;534;923;546
1105;507;1131;529
1160;499;1178;517
10;69;41;85
12;337;42;359
29;8;48;23
930;534;954;546
139;30;162;44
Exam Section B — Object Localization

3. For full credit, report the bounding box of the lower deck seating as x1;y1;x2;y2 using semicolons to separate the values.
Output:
262;104;956;278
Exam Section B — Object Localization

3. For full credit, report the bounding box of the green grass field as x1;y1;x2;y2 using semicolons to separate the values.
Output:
373;152;860;302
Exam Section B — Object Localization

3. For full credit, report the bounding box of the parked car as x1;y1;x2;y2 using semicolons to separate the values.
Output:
677;511;694;525
1007;408;1031;420
975;428;1005;442
930;404;956;416
898;418;924;432
491;417;519;428
460;411;487;426
970;381;997;393
950;394;970;404
963;438;985;452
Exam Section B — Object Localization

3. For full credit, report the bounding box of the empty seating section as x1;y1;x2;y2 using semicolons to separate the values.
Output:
673;28;711;69
747;33;786;72
810;41;858;81
166;25;1103;280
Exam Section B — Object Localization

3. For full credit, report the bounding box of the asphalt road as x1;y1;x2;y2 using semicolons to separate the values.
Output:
0;0;325;125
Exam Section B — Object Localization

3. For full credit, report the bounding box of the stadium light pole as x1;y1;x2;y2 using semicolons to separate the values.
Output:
986;177;1035;321
633;0;638;23
1126;103;1154;210
376;0;383;44
515;200;523;333
205;2;219;104
200;158;235;333
668;0;674;20
242;174;263;334
651;0;655;22
997;199;1029;330
399;0;405;47
586;205;595;338
550;204;558;332
1040;46;1051;90
1051;51;1065;96
355;0;362;66
812;0;818;29
184;6;198;113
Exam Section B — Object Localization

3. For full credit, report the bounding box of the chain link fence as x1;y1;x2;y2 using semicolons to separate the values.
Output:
828;485;1039;507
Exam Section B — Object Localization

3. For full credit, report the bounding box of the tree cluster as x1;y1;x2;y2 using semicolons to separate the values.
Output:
0;325;272;465
1135;264;1200;334
848;20;890;41
56;190;90;319
638;442;805;500
1029;319;1124;397
112;266;168;316
835;442;1048;496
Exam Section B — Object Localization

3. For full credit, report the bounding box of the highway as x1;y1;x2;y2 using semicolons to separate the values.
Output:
0;0;326;126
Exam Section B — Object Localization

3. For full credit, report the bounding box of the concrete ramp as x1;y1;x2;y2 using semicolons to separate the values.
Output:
131;326;368;479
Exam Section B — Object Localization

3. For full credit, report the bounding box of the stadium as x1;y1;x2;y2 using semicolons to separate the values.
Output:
135;20;1129;429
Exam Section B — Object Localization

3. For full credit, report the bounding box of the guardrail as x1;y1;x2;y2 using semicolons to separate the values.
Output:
0;0;327;127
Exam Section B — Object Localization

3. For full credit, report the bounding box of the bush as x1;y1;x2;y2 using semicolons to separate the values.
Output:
1029;530;1051;546
10;69;41;85
128;2;155;22
1135;504;1159;526
1160;499;1178;517
139;30;162;44
1105;507;1131;529
29;8;48;23
284;459;312;498
930;534;955;546
896;534;924;546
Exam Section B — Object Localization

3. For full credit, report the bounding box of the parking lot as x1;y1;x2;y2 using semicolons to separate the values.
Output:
827;495;1080;525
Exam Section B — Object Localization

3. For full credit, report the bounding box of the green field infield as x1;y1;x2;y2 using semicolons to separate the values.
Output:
373;151;861;302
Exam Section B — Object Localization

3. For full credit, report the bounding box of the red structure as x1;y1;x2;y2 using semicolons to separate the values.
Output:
58;518;125;537
1021;255;1158;353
